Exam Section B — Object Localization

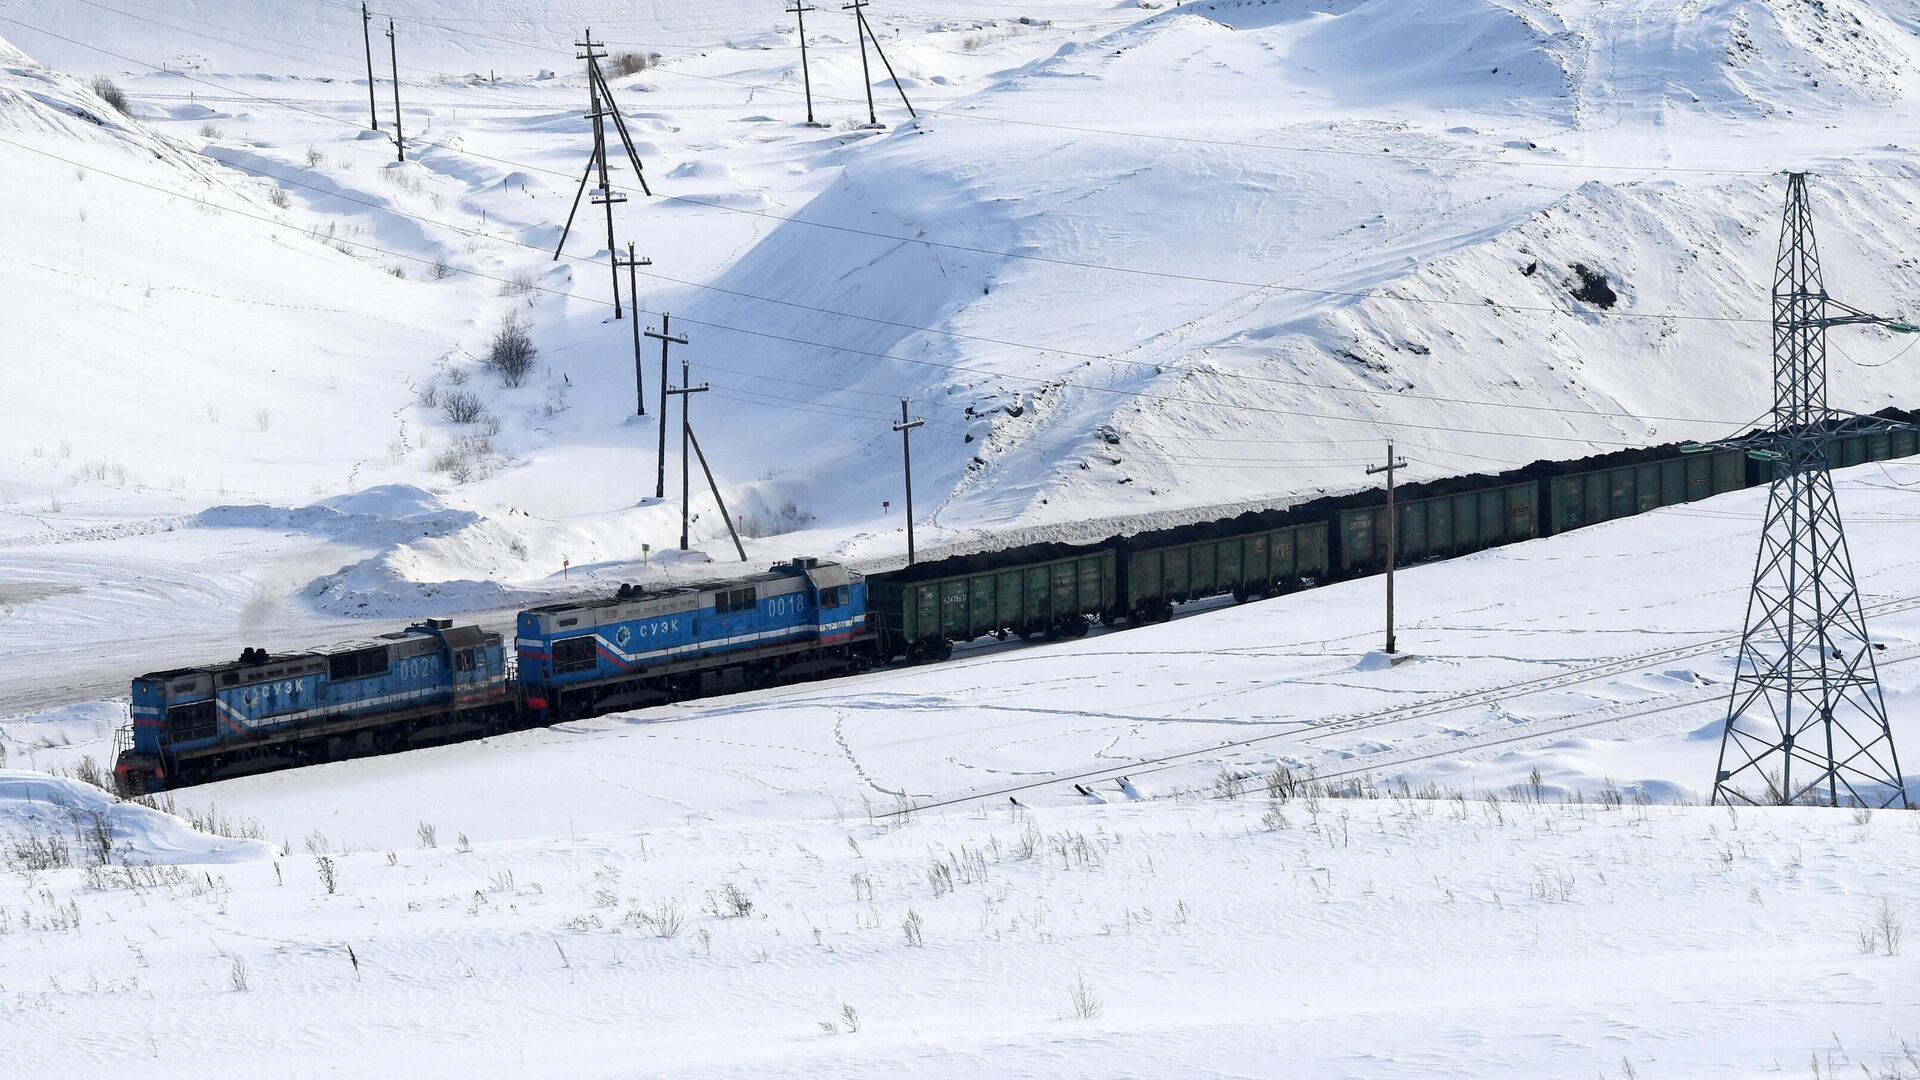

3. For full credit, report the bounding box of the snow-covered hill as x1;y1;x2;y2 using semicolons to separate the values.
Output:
3;1;1920;631
4;1;1920;618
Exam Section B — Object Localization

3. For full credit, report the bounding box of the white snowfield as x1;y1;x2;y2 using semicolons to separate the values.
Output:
5;1;1920;1076
4;467;1920;1077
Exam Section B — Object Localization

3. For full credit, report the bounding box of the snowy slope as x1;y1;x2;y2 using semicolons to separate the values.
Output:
5;0;1920;620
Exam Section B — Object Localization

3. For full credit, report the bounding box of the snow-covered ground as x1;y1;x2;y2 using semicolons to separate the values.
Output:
7;2;1920;1075
5;774;1918;1079
5;463;1920;1076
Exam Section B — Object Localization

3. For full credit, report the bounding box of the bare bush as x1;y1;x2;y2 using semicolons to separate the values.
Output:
89;76;131;115
708;882;754;919
485;314;539;387
440;389;485;424
500;271;537;301
641;899;684;939
304;144;324;168
607;51;661;77
430;257;453;280
69;755;108;792
316;855;337;895
267;187;291;209
199;122;223;139
430;434;499;484
1068;972;1103;1020
229;955;249;992
416;821;437;848
1214;767;1246;801
902;908;924;947
1265;764;1298;801
1870;896;1905;957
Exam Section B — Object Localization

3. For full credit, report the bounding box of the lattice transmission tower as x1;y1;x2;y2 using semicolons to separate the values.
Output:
1699;172;1917;808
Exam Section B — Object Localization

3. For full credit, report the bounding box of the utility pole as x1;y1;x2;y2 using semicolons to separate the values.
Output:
844;0;878;127
1690;172;1918;809
1365;442;1408;655
842;0;915;123
579;30;625;320
554;30;653;320
893;399;924;564
664;358;710;550
615;243;652;415
359;2;379;131
786;1;822;127
645;314;687;500
385;20;403;161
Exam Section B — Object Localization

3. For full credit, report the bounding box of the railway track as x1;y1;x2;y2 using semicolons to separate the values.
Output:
886;593;1920;815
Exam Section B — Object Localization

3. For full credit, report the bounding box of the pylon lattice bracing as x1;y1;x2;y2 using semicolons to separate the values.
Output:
1711;173;1911;809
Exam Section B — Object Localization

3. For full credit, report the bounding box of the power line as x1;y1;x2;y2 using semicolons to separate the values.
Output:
0;128;1759;455
6;10;1872;333
0;13;1765;430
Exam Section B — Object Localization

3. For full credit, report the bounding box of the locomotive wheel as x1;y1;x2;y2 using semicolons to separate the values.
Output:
934;640;954;662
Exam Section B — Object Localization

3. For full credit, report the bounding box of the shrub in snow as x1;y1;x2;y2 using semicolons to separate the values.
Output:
608;51;659;76
88;76;130;115
485;314;538;388
440;389;484;424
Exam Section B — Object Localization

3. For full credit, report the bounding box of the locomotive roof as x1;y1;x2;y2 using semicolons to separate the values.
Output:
525;559;851;617
136;622;494;680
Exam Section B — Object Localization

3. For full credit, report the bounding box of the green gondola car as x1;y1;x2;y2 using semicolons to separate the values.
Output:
867;551;1116;661
1339;481;1538;573
1117;522;1330;622
1544;449;1745;534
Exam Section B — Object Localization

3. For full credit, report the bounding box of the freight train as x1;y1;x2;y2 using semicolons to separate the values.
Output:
112;414;1920;794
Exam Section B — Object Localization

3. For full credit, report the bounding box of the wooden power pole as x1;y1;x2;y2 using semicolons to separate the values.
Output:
615;243;652;415
665;358;709;550
359;2;379;131
842;0;915;125
1365;443;1410;655
645;314;688;500
893;399;924;564
385;20;403;161
786;1;822;126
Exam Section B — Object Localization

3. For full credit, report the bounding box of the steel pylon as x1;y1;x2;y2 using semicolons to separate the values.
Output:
1708;173;1913;808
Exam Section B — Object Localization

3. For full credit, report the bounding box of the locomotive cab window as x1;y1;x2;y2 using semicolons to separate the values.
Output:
819;585;848;607
714;586;758;615
455;649;477;673
552;636;598;674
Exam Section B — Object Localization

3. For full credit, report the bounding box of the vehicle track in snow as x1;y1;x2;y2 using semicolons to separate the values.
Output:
884;592;1920;814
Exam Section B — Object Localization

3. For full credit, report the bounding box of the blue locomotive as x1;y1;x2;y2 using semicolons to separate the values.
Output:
115;619;511;793
114;559;873;792
517;557;871;720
